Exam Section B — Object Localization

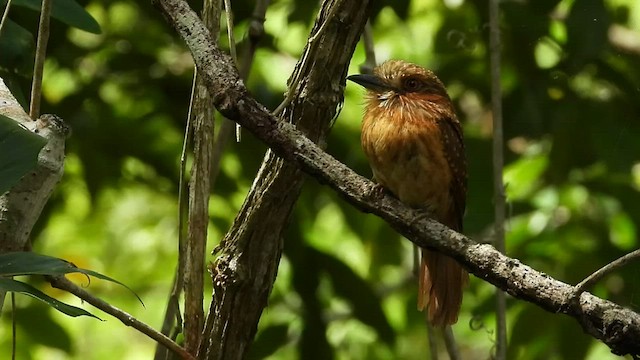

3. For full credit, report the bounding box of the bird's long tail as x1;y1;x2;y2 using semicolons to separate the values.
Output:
418;249;468;326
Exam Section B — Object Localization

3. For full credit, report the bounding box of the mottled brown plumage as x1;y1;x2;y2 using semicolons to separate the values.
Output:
348;60;468;326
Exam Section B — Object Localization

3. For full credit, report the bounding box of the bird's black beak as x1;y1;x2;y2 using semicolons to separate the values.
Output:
347;74;392;92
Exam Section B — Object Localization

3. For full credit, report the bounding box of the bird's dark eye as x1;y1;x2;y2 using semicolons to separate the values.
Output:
403;77;421;91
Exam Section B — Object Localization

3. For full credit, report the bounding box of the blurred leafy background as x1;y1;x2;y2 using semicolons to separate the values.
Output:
1;0;640;358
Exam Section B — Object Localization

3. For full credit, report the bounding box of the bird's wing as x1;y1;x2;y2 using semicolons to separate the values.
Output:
438;117;467;231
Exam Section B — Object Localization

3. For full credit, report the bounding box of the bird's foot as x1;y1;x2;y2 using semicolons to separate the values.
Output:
409;208;434;227
368;183;391;199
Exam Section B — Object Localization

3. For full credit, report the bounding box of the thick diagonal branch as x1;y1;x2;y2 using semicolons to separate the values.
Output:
154;0;640;356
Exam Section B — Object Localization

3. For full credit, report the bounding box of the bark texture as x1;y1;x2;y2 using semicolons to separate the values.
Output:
182;0;220;354
0;79;69;253
157;0;371;358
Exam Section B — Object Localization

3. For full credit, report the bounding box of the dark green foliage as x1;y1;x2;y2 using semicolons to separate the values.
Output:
13;304;73;353
248;323;290;360
0;252;143;319
11;0;101;34
0;115;46;194
0;278;100;319
0;20;34;76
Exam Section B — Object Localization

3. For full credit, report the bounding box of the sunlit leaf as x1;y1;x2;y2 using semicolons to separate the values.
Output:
0;252;143;305
504;153;549;200
609;212;636;250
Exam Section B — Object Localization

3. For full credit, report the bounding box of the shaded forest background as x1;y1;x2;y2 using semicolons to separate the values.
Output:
1;0;640;358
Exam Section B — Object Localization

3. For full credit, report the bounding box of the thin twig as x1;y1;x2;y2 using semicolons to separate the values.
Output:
222;0;237;65
179;72;197;294
442;326;461;360
573;249;640;296
0;0;13;37
417;246;439;359
154;74;196;360
29;0;53;120
48;276;195;360
489;0;507;359
426;319;439;360
360;20;376;74
222;0;241;142
11;292;15;360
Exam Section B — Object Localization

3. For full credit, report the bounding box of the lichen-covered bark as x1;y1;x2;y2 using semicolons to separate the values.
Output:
182;0;220;354
0;79;70;316
0;79;69;253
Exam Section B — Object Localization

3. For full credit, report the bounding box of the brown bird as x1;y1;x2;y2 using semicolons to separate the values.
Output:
348;60;468;326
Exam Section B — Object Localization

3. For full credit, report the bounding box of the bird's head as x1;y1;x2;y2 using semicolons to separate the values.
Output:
347;60;451;109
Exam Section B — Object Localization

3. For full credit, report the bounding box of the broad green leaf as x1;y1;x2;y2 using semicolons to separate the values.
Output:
0;252;143;305
0;278;101;319
12;0;101;34
0;115;46;194
0;20;34;74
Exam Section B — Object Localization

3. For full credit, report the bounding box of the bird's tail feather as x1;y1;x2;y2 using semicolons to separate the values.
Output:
418;249;468;326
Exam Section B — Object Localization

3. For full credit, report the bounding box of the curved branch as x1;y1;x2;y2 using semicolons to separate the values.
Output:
573;249;640;296
153;0;640;356
49;276;195;360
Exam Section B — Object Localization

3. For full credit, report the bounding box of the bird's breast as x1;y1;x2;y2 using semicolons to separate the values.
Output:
361;109;453;218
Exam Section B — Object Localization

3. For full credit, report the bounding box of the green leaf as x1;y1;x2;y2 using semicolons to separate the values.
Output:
504;152;549;201
0;252;144;305
0;115;46;194
0;20;34;74
12;0;101;34
0;278;101;319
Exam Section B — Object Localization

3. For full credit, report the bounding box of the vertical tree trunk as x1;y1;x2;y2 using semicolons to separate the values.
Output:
200;0;372;358
183;0;221;354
